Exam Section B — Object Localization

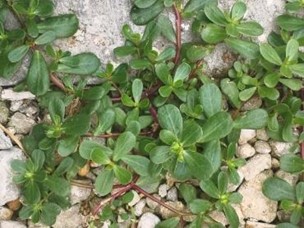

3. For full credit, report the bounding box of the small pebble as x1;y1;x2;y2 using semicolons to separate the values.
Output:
275;170;299;186
256;129;269;141
8;112;35;134
254;140;271;154
7;198;21;211
166;187;178;201
146;194;161;210
238;129;256;145
237;143;256;159
137;212;160;228
159;201;184;219
128;191;140;207
158;184;168;198
134;199;146;217
0;206;13;220
0;101;9;124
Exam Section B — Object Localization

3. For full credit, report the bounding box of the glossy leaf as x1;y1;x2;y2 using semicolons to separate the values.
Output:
95;169;114;196
150;146;172;164
63;114;90;136
234;109;268;129
199;83;222;117
181;120;203;146
91;147;111;165
158;15;175;43
131;0;164;25
225;38;259;59
184;151;213;180
223;204;239;228
8;45;29;63
46;176;70;197
158;104;183;136
113;165;132;184
48;97;65;123
189;199;212;214
260;43;282;65
230;1;246;21
95;109;116;135
113;132;136;161
262;177;296;201
201;24;226;44
204;3;227;26
58;136;79;157
132;78;143;103
35;31;56;45
286;39;299;62
122;155;150;176
280;154;304;173
277;15;304;31
220;79;241;108
236;21;263;36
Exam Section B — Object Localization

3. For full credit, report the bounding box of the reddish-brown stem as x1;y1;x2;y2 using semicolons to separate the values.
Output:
189;60;204;80
173;5;182;65
50;73;67;92
300;88;304;159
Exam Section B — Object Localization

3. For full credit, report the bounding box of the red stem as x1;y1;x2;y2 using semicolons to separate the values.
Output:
50;73;67;92
173;5;182;65
300;88;304;159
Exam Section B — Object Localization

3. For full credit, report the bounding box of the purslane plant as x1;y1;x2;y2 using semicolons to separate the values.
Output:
1;0;304;227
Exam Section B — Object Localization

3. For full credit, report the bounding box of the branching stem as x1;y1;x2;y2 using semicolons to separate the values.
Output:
173;5;182;65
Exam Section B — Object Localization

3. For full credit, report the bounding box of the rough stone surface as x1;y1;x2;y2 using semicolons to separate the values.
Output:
137;212;160;228
0;147;25;206
209;210;228;226
254;140;271;154
241;96;263;111
27;221;49;228
134;199;146;217
70;185;91;205
245;221;276;228
158;184;168;198
128;190;140;207
146;194;161;210
256;129;269;141
237;143;256;159
239;154;272;181
238;170;277;223
275;170;299;186
159;201;185;219
0;129;13;150
269;141;294;157
53;205;85;228
239;129;256;145
0;102;9;124
0;221;27;228
166;187;178;201
1;89;35;101
0;206;13;220
8;112;35;134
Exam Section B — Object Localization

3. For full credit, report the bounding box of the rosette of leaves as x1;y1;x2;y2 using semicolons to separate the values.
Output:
0;0;100;96
263;177;304;226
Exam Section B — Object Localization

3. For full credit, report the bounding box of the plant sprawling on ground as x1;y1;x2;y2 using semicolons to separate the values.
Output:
1;0;304;227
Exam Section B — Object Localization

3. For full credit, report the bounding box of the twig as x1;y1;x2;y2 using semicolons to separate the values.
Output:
50;73;67;92
189;60;204;80
173;5;182;65
0;123;28;157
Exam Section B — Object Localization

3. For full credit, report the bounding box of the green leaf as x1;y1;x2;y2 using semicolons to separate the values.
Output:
156;46;176;62
258;86;280;100
37;14;79;38
262;177;296;201
184;0;212;15
225;38;259;59
114;46;137;57
79;140;107;159
91;147;111;165
35;31;56;45
220;79;241;108
122;155;150;176
131;0;164;25
201;24;227;44
134;0;157;8
277;15;304;31
236;21;264;36
181;120;203;146
58;136;79;157
158;104;183;136
286;39;299;62
156;217;179;228
159;85;173;98
158;15;175;43
24;182;41;204
54;157;74;176
186;45;211;62
113;165;132;184
57;53;100;75
260;43;282;65
132;79;143;103
159;130;177;145
48;97;65;123
129;59;151;70
26;51;50;96
234;109;268;129
199;83;222;118
40;203;61;226
200;179;220;199
189;199;212;214
63;114;90;136
184;151;213;180
296;182;304;204
155;63;171;84
95;169;114;196
113;132;136;161
178;183;197;205
31;149;45;170
200;112;233;143
280;154;304;173
279;79;302;91
230;1;246;21
264;73;280;88
203;140;221;175
8;45;29;63
289;64;304;77
150;146;172;164
174;62;191;82
95;109;116;135
223;204;239;228
239;87;257;101
46;176;70;197
204;3;227;26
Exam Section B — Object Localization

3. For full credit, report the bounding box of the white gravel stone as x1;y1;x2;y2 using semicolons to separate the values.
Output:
70;185;91;205
0;221;27;228
146;194;161;210
1;89;35;101
166;187;178;201
275;170;299;186
0;129;12;150
0;206;13;220
159;201;185;219
0;101;9;124
254;140;271;154
238;154;271;181
137;212;160;228
238;170;277;223
27;221;49;228
0;147;25;206
8;112;35;134
237;143;256;159
238;129;256;145
245;221;276;228
10;101;23;112
53;205;85;228
209;210;228;226
256;129;269;141
158;184;168;198
128;190;140;207
134;199;146;217
269;141;294;157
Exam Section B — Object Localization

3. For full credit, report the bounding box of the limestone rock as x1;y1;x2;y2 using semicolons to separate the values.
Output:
166;187;178;201
239;129;256;145
146;194;161;210
0;221;27;228
0;206;13;220
159;201;184;219
239;154;271;181
237;143;256;159
245;221;276;228
241;96;262;111
70;185;91;205
137;212;160;228
275;170;299;186
254;140;271;154
256;129;269;141
238;170;277;223
0;129;12;150
53;205;85;228
8;112;35;134
269;141;294;157
0;101;9;124
0;147;25;206
1;89;35;101
158;184;168;198
209;210;228;226
134;199;146;217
